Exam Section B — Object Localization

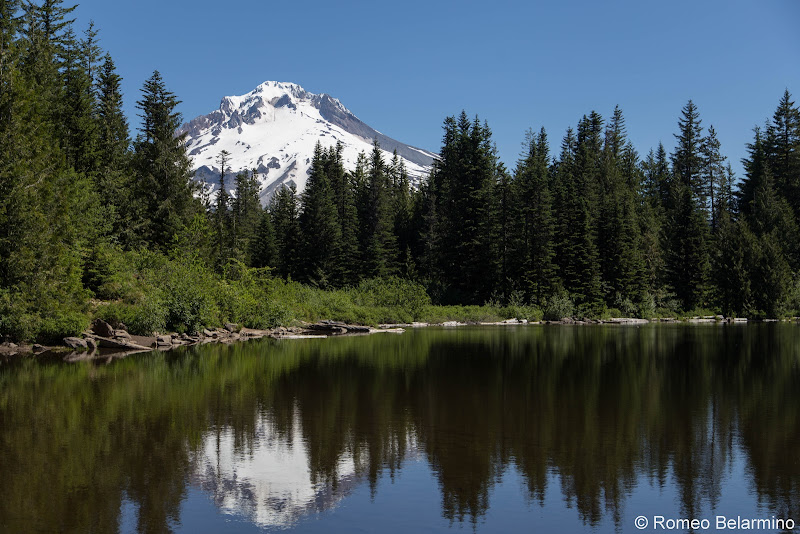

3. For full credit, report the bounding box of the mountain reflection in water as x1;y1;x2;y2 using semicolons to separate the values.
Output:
1;324;799;533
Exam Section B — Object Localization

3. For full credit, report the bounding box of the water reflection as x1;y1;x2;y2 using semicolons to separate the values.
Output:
1;325;799;532
190;410;362;528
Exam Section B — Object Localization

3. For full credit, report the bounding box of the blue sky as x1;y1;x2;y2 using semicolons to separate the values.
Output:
72;0;799;176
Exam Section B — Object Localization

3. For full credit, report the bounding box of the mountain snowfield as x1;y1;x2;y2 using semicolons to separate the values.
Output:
180;81;437;203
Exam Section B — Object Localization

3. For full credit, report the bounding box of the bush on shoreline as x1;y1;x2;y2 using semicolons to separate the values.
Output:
6;244;789;344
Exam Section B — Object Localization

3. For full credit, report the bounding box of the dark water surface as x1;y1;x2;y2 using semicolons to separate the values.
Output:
2;325;800;533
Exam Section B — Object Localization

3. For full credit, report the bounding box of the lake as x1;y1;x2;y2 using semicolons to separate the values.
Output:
1;324;799;533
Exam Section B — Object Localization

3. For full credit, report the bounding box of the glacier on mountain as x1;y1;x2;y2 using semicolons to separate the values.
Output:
180;81;436;204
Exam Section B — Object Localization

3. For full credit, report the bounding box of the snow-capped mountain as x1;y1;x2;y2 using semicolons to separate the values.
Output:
180;81;436;203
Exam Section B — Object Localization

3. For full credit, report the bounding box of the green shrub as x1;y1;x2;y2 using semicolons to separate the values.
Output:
499;304;543;322
0;289;40;341
543;292;574;321
94;297;167;336
354;277;431;320
37;310;90;344
637;292;656;318
218;279;293;329
0;287;89;343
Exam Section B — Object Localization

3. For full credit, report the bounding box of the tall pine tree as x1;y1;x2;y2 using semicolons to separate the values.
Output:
666;101;710;310
132;70;198;250
299;143;341;286
511;127;557;304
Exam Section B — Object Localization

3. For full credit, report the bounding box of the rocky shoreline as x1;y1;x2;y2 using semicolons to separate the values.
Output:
0;319;406;360
0;315;777;361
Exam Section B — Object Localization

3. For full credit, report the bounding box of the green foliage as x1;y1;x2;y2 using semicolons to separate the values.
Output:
427;112;501;304
1;1;799;341
250;207;278;269
542;292;575;321
131;70;199;250
270;183;301;279
496;304;543;322
93;298;166;336
159;262;219;333
0;286;89;342
636;292;657;319
510;127;557;304
217;262;292;329
299;143;342;285
232;168;263;263
353;277;431;320
359;141;398;278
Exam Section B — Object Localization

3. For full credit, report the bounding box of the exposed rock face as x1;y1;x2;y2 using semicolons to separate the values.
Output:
92;319;114;338
95;337;152;351
63;337;87;349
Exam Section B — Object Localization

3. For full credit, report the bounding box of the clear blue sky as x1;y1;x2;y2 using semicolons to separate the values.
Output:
72;0;799;177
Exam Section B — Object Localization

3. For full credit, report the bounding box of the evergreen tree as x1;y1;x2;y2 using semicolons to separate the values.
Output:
325;143;360;284
616;142;646;304
352;150;370;263
131;70;198;250
0;3;96;340
552;114;603;312
79;20;100;85
712;213;754;317
270;184;301;279
597;107;644;308
642;142;671;210
299;143;341;286
511;127;557;304
701;125;726;231
750;166;798;269
20;0;76;69
60;27;99;178
0;1;22;78
672;100;706;208
411;172;442;285
750;231;792;318
640;143;670;294
389;157;416;279
738;126;768;216
496;161;513;299
428;112;500;303
766;90;800;215
717;164;736;219
250;206;277;270
96;54;129;172
95;53;131;237
19;0;75;124
233;168;262;264
666;101;710;310
214;149;232;263
360;140;398;278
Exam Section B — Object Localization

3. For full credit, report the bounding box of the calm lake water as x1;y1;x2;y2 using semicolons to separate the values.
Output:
1;325;799;533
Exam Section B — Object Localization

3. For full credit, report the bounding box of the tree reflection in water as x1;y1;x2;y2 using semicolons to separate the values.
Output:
0;324;798;532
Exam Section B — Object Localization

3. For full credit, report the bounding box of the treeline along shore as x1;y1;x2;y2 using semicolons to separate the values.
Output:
2;1;800;345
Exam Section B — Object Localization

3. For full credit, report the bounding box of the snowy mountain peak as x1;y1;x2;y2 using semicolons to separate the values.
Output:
181;81;435;203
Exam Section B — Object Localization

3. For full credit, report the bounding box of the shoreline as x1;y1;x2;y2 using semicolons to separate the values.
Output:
0;315;791;361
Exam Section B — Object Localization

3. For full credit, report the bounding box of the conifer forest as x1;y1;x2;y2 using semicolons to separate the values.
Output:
2;0;800;343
